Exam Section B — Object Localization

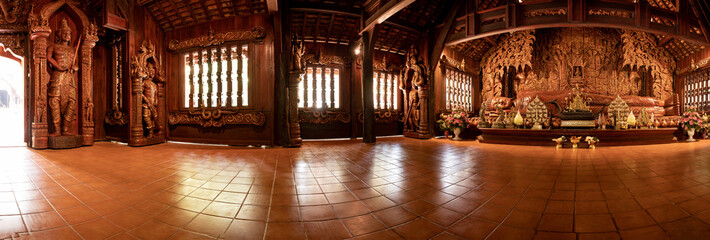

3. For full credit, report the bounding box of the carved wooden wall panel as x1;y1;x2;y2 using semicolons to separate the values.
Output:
165;15;275;146
480;27;676;102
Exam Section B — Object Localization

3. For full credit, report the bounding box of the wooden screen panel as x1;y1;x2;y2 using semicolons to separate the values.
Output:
373;71;399;110
682;69;710;112
299;65;342;109
446;67;474;112
183;44;248;108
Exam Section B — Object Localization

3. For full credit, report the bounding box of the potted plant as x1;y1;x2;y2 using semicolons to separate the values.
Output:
680;107;703;142
442;108;469;141
436;118;450;139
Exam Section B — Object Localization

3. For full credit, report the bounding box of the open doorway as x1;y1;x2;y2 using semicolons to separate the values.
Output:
0;45;24;147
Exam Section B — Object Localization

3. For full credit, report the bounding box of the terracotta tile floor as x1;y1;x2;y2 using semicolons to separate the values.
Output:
1;137;710;239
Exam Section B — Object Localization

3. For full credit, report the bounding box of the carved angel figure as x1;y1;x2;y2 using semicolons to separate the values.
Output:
290;35;306;72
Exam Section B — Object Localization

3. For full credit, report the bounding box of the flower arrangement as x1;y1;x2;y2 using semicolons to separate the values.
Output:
439;108;469;130
680;107;703;132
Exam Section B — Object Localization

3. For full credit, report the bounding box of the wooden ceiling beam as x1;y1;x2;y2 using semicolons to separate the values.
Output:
291;2;361;17
381;17;420;34
429;0;462;74
215;0;226;18
658;36;673;46
314;12;321;41
200;0;212;21
689;0;710;43
184;0;201;23
360;0;416;34
325;13;335;44
155;1;177;30
167;0;187;28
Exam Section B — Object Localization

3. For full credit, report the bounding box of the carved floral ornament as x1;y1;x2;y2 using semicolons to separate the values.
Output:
299;109;351;124
523;8;567;17
374;56;402;72
439;55;470;73
303;52;350;66
0;33;25;56
356;110;403;124
588;9;633;19
168;27;266;51
169;108;266;127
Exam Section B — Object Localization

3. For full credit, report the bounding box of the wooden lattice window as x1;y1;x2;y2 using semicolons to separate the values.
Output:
445;68;474;111
183;44;249;108
683;69;710;111
373;71;399;110
299;65;341;109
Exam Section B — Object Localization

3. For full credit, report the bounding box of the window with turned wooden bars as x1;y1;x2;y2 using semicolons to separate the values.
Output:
298;65;341;109
183;44;249;108
373;71;398;110
683;69;710;111
445;68;474;111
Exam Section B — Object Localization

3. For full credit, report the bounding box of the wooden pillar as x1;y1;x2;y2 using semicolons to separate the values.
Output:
275;0;298;147
29;28;51;149
361;30;375;143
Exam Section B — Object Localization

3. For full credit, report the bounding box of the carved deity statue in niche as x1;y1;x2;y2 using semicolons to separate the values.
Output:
142;61;160;137
47;19;78;135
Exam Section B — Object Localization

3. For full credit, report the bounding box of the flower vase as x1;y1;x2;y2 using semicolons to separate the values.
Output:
687;128;696;142
444;130;449;139
453;128;463;141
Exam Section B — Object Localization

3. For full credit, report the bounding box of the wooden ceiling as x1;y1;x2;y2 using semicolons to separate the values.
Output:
290;0;449;55
451;0;710;62
139;0;269;32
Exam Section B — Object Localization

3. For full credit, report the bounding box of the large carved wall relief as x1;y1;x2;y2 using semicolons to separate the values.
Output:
481;30;535;102
620;30;676;100
480;27;676;102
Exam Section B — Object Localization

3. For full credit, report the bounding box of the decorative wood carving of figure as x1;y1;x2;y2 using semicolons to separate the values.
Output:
129;41;166;146
46;19;78;135
401;45;429;138
142;62;159;137
287;35;306;146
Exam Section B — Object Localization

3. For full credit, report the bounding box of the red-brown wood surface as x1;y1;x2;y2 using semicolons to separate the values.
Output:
165;15;275;145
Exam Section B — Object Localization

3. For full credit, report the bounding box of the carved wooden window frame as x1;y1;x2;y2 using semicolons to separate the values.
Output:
299;63;343;110
177;41;259;111
682;69;710;112
445;66;475;112
373;70;399;111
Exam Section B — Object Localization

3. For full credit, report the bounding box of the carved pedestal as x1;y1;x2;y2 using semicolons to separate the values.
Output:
287;71;304;146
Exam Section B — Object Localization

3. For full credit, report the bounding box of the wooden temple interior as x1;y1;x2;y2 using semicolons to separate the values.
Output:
2;0;710;239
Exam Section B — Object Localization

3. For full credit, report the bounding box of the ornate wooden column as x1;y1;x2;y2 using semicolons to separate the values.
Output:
288;71;304;146
81;26;99;146
286;36;305;146
29;19;51;149
129;41;166;146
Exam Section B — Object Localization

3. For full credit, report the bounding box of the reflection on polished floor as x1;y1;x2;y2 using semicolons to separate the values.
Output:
1;138;710;239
